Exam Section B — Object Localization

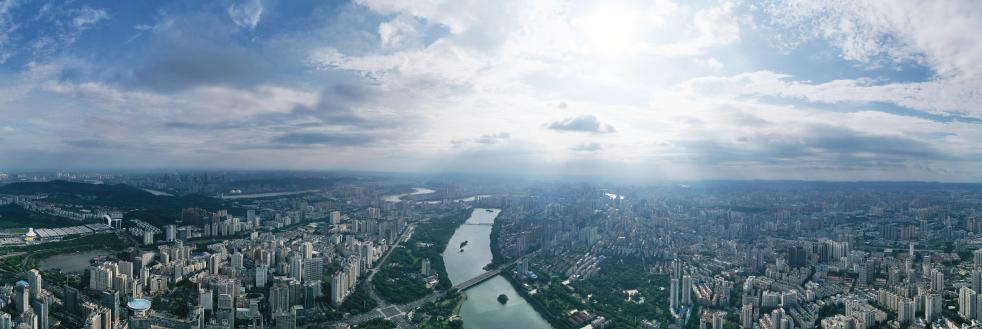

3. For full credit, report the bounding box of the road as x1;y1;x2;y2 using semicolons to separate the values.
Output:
332;257;527;328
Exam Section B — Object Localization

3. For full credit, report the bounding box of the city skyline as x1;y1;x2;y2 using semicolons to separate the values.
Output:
2;0;982;182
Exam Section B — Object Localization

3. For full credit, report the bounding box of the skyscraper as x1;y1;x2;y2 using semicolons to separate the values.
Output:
670;278;680;310
26;270;42;300
960;287;978;320
770;309;783;329
925;293;941;322
303;257;324;283
269;283;291;314
741;304;754;329
682;275;693;305
165;224;176;242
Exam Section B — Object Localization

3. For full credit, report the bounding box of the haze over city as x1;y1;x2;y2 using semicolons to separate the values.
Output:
1;0;980;181
3;2;982;329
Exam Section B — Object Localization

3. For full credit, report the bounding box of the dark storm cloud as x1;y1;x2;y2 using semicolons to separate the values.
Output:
270;132;377;146
680;124;948;168
299;84;380;126
547;115;616;133
130;40;272;92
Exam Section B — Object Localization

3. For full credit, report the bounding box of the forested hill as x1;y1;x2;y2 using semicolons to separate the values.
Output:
0;180;152;198
0;180;225;226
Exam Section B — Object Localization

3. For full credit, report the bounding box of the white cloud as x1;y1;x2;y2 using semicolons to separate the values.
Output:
637;1;741;56
228;0;264;29
378;14;422;48
761;0;982;77
682;71;982;117
693;57;724;70
73;7;109;28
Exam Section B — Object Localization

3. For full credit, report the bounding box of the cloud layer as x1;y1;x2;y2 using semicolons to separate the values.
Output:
0;0;981;181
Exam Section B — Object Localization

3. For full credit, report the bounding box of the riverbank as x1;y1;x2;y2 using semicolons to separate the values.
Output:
373;209;470;303
443;208;552;329
382;187;436;203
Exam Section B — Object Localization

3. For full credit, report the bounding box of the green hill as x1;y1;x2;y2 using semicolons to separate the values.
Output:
0;204;86;229
0;180;226;227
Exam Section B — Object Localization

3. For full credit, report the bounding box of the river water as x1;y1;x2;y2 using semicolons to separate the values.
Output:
39;249;112;272
382;187;436;202
443;208;552;329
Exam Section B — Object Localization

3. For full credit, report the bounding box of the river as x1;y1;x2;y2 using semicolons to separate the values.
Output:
39;249;112;272
382;187;436;202
215;189;320;200
443;208;552;329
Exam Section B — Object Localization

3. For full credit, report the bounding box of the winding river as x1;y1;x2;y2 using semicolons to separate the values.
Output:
383;187;436;202
443;208;552;329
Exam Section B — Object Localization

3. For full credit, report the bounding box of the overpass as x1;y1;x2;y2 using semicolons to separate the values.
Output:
452;265;506;291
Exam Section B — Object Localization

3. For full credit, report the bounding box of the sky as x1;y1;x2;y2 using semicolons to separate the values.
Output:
1;0;981;182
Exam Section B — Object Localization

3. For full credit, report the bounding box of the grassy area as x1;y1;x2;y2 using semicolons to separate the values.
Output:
0;233;125;283
506;257;674;329
502;269;580;329
373;210;470;304
340;281;379;315
414;292;465;329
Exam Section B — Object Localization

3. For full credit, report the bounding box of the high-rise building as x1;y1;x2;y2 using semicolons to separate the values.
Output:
770;309;783;329
0;312;11;329
269;283;291;314
118;261;134;280
303;258;323;283
14;281;29;315
100;290;121;324
274;307;297;329
712;312;724;329
960;287;978;320
974;249;982;269
208;254;222;274
670;278;680;310
143;231;153;245
973;269;982;293
63;286;81;317
231;253;244;271
165;225;176;242
925;293;941;322
26;270;42;300
898;298;915;324
741;304;754;329
89;265;114;291
331;271;348;306
682;275;693;305
421;258;431;276
290;255;303;282
199;289;213;311
302;242;314;259
31;293;50;329
256;265;268;287
360;242;374;268
303;281;321;309
930;269;944;292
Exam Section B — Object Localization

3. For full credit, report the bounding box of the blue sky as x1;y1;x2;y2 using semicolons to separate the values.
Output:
1;0;981;181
